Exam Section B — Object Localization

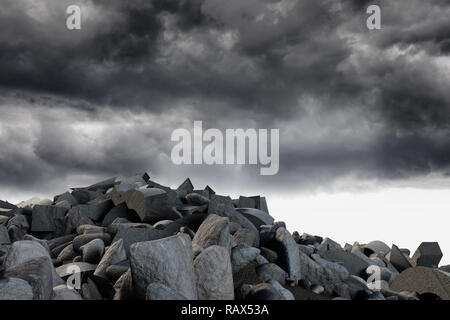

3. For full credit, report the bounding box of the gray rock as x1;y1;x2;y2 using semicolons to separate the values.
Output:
411;242;443;268
57;243;78;262
318;237;343;253
268;227;301;284
55;192;78;206
236;208;275;228
231;246;261;272
52;285;83;300
255;254;269;265
113;268;135;300
73;233;111;252
105;261;129;283
234;228;259;247
76;224;105;235
311;284;325;295
298;244;315;256
256;263;287;284
266;279;294;300
81;239;105;264
361;240;391;256
0;215;10;225
124;187;180;223
311;254;350;277
0;277;34;300
55;200;72;210
102;203;139;227
319;247;372;277
245;283;283;300
194;245;234;300
260;247;278;263
112;224;169;256
0;224;11;244
94;239;127;279
4;256;53;300
65;207;94;233
55;262;97;278
81;277;103;300
129;234;197;299
386;244;413;272
192;214;232;251
192;243;204;258
48;234;76;250
146;282;188;300
7;214;29;241
71;189;102;205
185;193;210;206
217;205;259;247
31;205;66;232
208;195;234;214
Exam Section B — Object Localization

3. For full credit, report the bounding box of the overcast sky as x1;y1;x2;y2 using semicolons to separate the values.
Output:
0;0;449;261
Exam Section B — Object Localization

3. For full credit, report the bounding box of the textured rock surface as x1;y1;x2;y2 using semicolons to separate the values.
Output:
192;214;232;251
129;234;197;299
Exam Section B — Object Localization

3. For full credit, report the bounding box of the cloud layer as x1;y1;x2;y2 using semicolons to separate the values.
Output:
0;0;449;201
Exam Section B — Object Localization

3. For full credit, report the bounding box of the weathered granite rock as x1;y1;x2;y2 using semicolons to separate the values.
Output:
267;227;301;283
192;214;232;251
231;245;260;273
411;242;443;268
194;245;234;300
256;263;287;284
146;282;188;300
390;267;450;300
129;234;197;299
52;285;83;300
0;277;34;300
4;256;53;300
81;239;105;264
94;239;127;279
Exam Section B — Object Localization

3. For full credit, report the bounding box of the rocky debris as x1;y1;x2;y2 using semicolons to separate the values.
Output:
194;245;234;300
0;174;448;300
129;233;197;299
411;242;443;268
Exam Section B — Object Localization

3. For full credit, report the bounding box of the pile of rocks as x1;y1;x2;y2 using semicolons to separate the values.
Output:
0;173;449;300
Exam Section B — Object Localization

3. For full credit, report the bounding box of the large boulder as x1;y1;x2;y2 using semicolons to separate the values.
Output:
0;277;34;300
4;256;53;300
129;234;197;299
112;224;169;256
216;205;259;247
231;245;260;273
194;245;234;300
192;214;232;252
31;205;66;232
94;239;127;278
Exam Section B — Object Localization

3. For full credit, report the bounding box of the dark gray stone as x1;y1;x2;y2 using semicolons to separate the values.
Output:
185;193;210;206
216;204;259;247
411;242;443;268
208;195;234;214
260;247;278;263
73;233;111;252
57;243;78;262
81;239;105;264
231;245;260;273
102;203;139;227
65;207;94;234
55;262;97;278
236;208;275;228
386;244;413;272
112;224;169;257
256;263;287;284
0;277;34;300
47;234;76;250
129;234;197;299
94;239;127;279
0;224;11;244
124;187;180;223
105;261;129;283
113;268;135;300
52;285;83;300
31;205;66;232
177;178;194;194
319;247;372;277
245;283;283;300
54;192;78;207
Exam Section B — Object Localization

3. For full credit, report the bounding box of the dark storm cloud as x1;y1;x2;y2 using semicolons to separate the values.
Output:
0;0;449;200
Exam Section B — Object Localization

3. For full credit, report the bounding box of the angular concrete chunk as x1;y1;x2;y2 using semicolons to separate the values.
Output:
129;234;197;299
386;244;412;273
31;205;66;232
124;187;180;223
411;242;443;268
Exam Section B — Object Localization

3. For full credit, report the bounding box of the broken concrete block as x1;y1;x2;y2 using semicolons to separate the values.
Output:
54;192;78;207
124;187;180;223
386;245;412;273
208;195;234;214
237;196;256;209
177;178;194;194
390;266;450;300
411;242;443;268
31;205;67;232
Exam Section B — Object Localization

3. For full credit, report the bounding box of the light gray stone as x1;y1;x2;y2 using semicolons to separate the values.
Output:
129;234;197;299
0;277;34;300
194;245;234;300
52;285;83;300
231;245;260;273
146;282;188;300
192;214;232;251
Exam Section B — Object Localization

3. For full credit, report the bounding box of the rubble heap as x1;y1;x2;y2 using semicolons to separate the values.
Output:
0;173;449;300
